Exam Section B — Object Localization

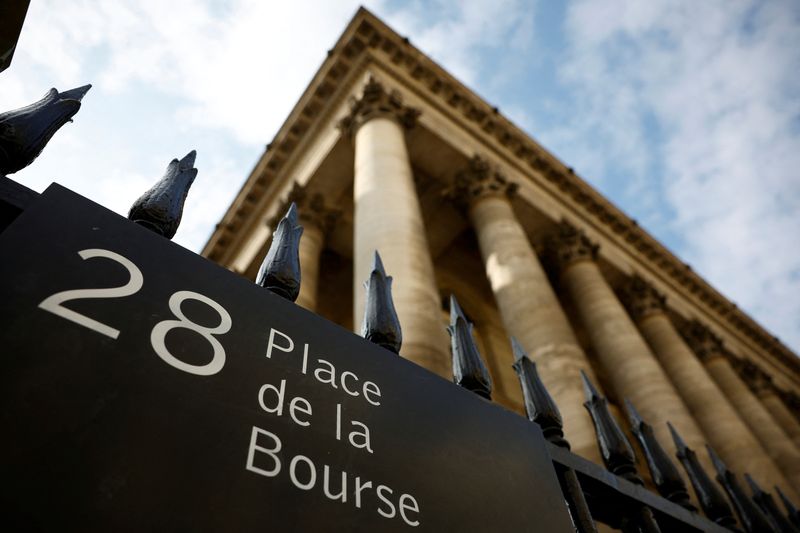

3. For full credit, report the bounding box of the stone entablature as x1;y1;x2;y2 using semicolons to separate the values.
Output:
443;155;518;207
201;8;799;384
337;76;419;136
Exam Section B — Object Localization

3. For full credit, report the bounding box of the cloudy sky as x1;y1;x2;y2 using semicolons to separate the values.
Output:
3;0;799;353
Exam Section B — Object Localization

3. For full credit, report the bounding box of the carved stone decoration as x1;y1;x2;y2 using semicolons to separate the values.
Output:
681;320;727;364
337;75;420;137
620;276;666;322
549;221;599;270
0;84;91;176
360;251;402;354
707;445;774;532
624;400;695;511
129;151;198;239
744;474;796;532
580;371;642;485
267;182;341;234
776;485;800;529
737;360;775;399
511;337;569;449
442;155;518;208
668;423;740;530
779;390;800;422
447;295;492;399
256;202;303;301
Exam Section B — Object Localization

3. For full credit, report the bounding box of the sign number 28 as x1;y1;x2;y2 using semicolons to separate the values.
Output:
38;248;232;376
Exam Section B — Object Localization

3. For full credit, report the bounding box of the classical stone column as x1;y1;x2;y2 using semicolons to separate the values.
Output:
340;77;450;376
445;157;600;461
553;223;707;460
737;360;800;450
623;277;792;494
683;323;800;496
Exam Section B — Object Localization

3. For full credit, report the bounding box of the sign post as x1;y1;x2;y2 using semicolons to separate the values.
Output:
0;184;574;532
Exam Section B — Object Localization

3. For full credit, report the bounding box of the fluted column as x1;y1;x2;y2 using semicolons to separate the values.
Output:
623;277;793;495
553;223;707;460
445;157;600;461
737;360;800;449
683;322;800;496
340;77;450;376
270;184;340;312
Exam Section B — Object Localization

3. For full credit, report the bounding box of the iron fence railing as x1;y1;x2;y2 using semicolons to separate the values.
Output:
2;88;800;533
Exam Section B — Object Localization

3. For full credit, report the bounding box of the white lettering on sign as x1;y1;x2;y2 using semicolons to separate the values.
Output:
38;248;144;339
38;248;232;376
150;291;232;376
246;426;420;527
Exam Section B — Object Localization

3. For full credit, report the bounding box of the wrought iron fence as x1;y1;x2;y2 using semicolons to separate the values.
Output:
2;88;800;533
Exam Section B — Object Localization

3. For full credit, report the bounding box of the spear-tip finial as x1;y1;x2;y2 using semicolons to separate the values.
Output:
360;250;402;354
256;201;303;301
580;369;601;402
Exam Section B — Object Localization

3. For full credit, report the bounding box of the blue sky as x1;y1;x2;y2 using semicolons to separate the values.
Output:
3;0;799;353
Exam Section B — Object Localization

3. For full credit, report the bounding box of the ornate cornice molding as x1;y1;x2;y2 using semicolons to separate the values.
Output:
202;7;799;378
268;182;341;235
549;221;599;271
337;75;419;137
442;155;517;208
681;321;727;365
621;276;666;322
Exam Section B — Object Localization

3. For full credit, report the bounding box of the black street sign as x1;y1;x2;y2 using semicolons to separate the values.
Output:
0;184;574;532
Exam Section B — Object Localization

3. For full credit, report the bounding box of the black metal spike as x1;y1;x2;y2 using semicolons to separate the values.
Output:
624;401;695;511
447;295;492;399
256;202;303;301
360;251;402;354
668;423;740;529
776;486;800;529
745;475;798;532
0;84;91;176
511;338;569;448
128;151;198;239
707;445;775;532
580;371;641;485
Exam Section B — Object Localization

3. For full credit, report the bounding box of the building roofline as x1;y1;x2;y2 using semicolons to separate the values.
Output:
202;7;799;376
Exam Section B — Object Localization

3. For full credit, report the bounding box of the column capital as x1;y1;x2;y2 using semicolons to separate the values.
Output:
267;183;341;235
337;76;420;137
549;221;599;270
681;321;727;364
735;359;775;399
442;155;518;207
620;276;666;322
779;389;800;412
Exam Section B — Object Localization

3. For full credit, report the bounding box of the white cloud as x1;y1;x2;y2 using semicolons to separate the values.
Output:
558;0;800;351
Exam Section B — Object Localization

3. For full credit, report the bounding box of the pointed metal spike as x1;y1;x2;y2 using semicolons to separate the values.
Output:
624;399;643;428
179;149;197;169
447;295;492;400
707;446;774;532
128;150;199;239
0;84;92;175
510;336;527;363
372;250;386;275
668;423;739;528
706;445;727;477
580;369;600;401
745;474;761;496
511;337;569;449
360;250;402;354
580;373;642;485
626;404;694;510
668;422;689;453
256;202;303;301
776;486;800;528
58;84;92;101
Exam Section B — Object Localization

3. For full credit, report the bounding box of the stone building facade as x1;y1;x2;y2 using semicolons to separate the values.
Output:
203;8;800;501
